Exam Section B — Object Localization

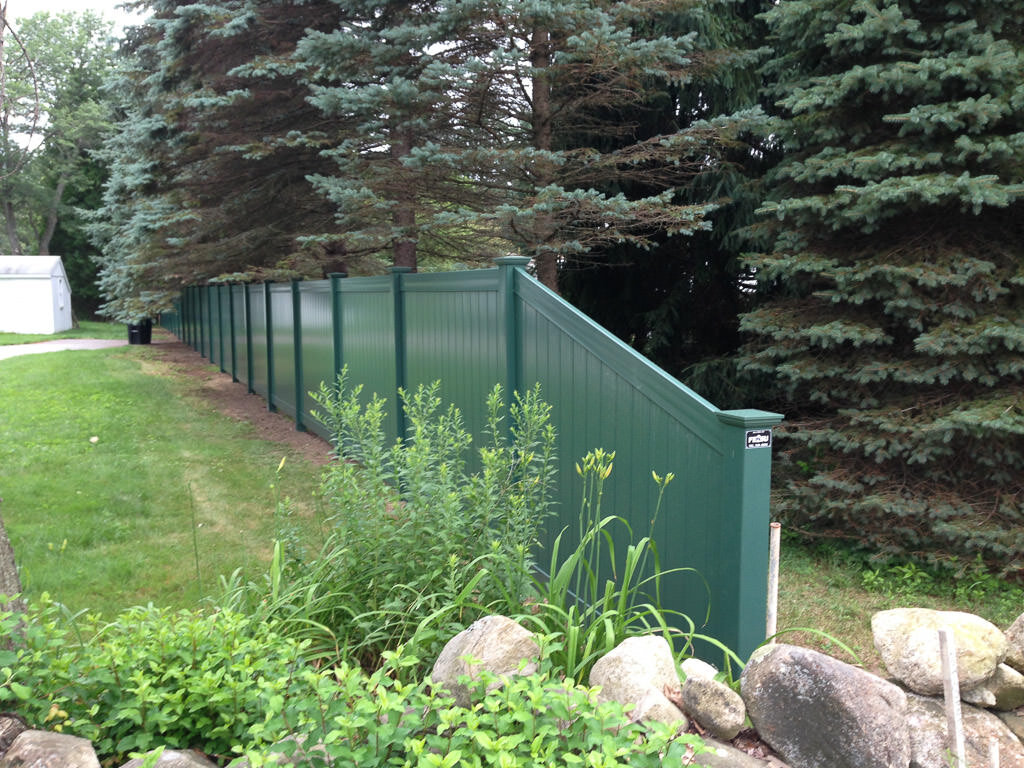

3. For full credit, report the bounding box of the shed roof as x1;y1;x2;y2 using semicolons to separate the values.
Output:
0;255;67;279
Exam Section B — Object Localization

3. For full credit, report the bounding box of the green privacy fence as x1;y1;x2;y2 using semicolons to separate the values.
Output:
162;257;783;660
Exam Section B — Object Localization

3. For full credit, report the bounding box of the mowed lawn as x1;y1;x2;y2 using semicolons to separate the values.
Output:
0;340;324;617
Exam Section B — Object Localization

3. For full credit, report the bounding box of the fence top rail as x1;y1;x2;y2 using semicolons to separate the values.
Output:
398;269;499;292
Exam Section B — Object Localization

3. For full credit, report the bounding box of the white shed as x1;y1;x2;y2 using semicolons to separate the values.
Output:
0;255;74;334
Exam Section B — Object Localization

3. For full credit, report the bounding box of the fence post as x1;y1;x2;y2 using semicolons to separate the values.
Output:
181;289;189;346
292;279;305;432
229;285;238;383
390;266;412;439
715;408;784;660
495;256;531;400
244;284;254;394
329;272;346;386
200;287;208;359
217;284;226;373
265;281;276;412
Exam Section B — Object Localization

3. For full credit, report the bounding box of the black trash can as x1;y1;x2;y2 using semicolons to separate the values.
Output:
127;318;153;345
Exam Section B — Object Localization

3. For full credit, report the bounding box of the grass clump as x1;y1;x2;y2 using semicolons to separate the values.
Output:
514;450;738;683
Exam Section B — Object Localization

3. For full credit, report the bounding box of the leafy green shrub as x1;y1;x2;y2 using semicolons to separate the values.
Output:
237;647;707;768
220;377;557;673
0;597;311;764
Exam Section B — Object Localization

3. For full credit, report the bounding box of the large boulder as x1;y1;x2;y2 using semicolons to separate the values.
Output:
962;664;1024;711
905;693;1024;768
1006;613;1024;674
872;608;1007;695
0;730;100;768
430;615;540;707
741;643;909;768
588;635;688;727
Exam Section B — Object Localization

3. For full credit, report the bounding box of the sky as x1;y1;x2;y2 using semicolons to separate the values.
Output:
6;0;144;31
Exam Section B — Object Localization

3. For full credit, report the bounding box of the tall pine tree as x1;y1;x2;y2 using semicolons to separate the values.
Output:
741;0;1024;573
559;0;776;405
92;0;341;321
295;0;721;281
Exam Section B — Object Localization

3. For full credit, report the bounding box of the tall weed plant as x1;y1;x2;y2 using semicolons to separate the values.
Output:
221;375;557;672
514;450;742;682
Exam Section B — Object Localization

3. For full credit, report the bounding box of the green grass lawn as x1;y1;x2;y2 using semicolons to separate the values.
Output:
0;343;323;617
0;320;129;346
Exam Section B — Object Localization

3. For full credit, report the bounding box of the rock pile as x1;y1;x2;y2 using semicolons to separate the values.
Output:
431;609;1024;768
2;608;1022;767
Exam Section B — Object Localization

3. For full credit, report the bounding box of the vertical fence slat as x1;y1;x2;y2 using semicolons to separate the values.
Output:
390;266;411;439
292;279;305;432
497;256;529;400
229;285;238;382
330;272;346;384
265;282;275;412
220;286;228;374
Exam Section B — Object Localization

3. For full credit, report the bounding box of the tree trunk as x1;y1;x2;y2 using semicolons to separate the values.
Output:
391;129;417;271
38;174;68;255
530;24;559;293
3;199;21;254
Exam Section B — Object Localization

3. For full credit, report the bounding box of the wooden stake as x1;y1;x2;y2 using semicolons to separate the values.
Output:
990;737;999;768
939;628;967;768
766;521;781;642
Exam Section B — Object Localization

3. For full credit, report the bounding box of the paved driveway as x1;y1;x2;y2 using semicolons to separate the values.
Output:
0;338;130;361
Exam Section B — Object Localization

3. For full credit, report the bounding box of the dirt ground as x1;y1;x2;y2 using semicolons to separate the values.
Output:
143;330;335;467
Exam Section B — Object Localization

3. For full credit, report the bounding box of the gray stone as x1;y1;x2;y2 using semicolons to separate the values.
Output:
962;664;1024;711
0;730;100;768
997;710;1024;742
740;643;909;768
689;737;783;768
588;635;687;727
430;615;540;707
1007;613;1024;674
680;674;747;740
681;657;720;681
120;749;218;768
873;608;1007;695
0;715;27;759
905;693;1024;768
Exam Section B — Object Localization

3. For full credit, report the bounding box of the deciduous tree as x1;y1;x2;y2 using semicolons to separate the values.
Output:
0;10;115;257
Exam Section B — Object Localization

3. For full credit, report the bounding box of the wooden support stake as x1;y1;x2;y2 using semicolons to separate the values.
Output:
766;521;781;642
939;628;967;768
